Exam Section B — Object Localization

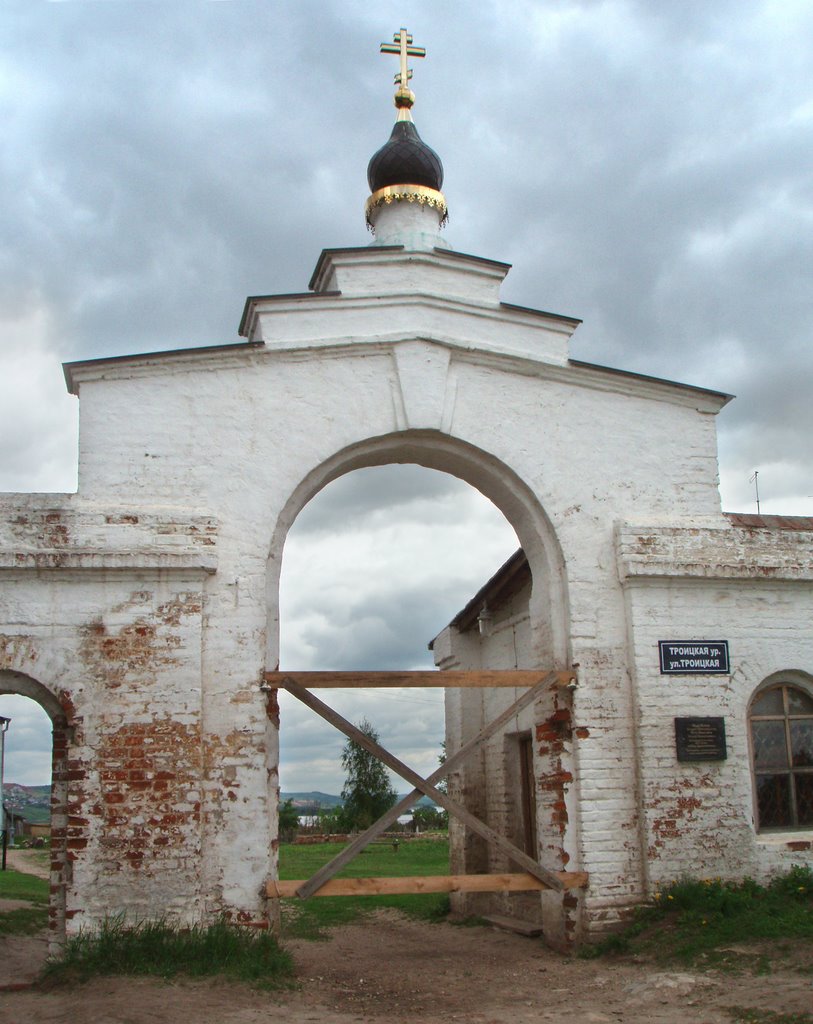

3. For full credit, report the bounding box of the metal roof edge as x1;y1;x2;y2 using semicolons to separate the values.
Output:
238;291;341;337
430;247;513;273
308;246;405;291
569;358;734;405
500;301;582;327
724;512;813;531
63;341;265;395
429;548;529;645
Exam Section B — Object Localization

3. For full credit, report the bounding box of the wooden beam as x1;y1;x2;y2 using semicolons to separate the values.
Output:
282;678;565;894
264;669;576;689
267;871;588;898
283;672;560;900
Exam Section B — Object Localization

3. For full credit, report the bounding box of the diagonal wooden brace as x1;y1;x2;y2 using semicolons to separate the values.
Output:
282;671;561;897
283;671;561;900
282;675;565;895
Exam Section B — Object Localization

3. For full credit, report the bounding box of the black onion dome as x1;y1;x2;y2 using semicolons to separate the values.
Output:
367;120;444;193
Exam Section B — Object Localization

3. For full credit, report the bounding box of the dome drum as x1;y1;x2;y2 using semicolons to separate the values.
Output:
365;184;448;231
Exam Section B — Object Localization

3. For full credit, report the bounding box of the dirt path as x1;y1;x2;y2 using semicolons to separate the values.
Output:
3;847;50;880
1;909;812;1023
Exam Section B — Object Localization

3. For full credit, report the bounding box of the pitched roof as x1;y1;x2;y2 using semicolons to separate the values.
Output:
724;512;813;531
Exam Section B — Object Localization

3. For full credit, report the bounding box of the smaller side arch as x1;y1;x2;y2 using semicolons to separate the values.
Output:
0;670;70;948
0;670;68;724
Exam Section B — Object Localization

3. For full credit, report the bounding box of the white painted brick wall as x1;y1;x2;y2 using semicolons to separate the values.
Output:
2;245;806;946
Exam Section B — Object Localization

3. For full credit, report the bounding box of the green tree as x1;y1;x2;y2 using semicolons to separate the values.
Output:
339;718;397;831
278;798;299;842
411;805;448;831
316;805;345;834
437;740;447;795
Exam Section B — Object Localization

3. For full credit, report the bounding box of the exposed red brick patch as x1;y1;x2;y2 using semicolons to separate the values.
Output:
0;634;39;670
91;718;202;873
78;593;202;688
59;690;77;722
648;777;710;856
265;687;280;727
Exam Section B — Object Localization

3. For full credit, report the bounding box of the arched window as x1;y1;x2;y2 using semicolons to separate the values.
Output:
750;683;813;831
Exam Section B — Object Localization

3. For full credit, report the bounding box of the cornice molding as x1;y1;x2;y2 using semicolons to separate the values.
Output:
617;522;813;582
0;503;218;574
63;332;730;413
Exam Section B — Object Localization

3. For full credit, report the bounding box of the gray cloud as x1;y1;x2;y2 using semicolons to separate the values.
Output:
2;0;812;791
277;464;517;792
279;687;445;794
281;467;519;669
292;465;468;536
0;694;53;787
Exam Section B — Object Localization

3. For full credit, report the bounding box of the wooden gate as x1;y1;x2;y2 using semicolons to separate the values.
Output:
262;670;588;900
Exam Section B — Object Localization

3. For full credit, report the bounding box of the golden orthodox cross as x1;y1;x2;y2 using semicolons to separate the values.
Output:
380;27;425;90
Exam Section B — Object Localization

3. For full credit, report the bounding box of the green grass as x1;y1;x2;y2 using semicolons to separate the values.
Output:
0;905;49;934
42;917;295;989
279;837;451;939
0;867;49;903
579;866;813;970
727;1011;813;1024
0;867;49;935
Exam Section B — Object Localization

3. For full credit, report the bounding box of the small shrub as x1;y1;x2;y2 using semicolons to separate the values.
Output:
42;917;295;989
579;867;813;968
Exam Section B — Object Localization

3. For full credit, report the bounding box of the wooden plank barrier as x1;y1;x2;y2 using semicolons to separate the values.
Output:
263;667;588;900
281;677;566;893
263;669;576;689
267;871;589;899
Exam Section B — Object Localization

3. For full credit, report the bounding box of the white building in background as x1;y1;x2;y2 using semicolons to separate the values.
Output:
0;31;811;951
433;521;813;938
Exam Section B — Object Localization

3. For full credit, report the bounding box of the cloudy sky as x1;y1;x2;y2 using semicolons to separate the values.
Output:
1;0;811;794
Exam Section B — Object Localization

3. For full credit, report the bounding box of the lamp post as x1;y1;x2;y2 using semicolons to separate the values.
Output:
0;716;10;871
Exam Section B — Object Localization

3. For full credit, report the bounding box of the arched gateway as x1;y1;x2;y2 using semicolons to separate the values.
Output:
1;29;811;950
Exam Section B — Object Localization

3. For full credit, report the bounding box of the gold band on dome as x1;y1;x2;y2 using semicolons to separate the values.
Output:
365;184;448;229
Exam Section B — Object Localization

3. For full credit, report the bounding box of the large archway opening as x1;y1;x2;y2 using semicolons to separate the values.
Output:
0;672;69;946
267;431;574;935
267;431;570;674
277;462;520;801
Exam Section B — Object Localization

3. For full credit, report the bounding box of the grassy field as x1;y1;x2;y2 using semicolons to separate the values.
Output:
278;837;451;939
0;867;49;935
7;836;810;985
579;866;813;972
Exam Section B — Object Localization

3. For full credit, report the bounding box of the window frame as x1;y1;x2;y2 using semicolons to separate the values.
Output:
749;677;813;833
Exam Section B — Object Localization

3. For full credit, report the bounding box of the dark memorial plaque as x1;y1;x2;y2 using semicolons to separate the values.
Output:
675;717;727;762
659;640;729;674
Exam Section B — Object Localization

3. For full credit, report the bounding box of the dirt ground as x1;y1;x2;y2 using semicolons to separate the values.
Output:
1;852;811;1024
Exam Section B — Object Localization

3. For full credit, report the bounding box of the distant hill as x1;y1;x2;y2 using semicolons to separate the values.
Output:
281;791;439;812
401;795;440;810
3;783;51;824
281;791;343;809
3;785;438;825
